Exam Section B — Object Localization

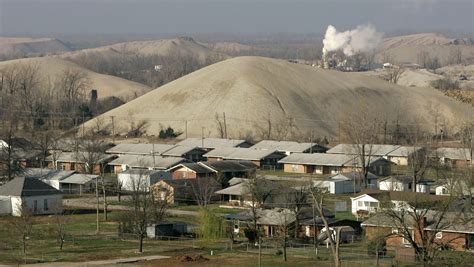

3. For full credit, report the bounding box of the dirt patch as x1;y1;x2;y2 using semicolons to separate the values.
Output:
173;254;209;263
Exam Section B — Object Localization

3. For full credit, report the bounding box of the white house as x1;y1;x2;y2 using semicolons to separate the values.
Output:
0;177;63;216
378;175;432;193
317;172;378;194
434;180;472;196
118;169;171;191
351;190;446;216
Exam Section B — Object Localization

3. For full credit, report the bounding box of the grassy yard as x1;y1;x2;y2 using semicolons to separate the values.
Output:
171;203;244;215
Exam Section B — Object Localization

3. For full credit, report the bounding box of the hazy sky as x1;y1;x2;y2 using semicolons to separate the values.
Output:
0;0;472;36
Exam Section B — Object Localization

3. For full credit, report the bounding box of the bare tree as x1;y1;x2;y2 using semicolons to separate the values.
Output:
51;203;68;251
387;66;405;84
341;104;381;189
10;203;35;264
308;184;341;267
381;196;460;264
191;177;219;207
275;208;294;262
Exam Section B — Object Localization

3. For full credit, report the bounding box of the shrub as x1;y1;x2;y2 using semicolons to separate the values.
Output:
196;208;225;240
159;126;182;139
430;78;460;90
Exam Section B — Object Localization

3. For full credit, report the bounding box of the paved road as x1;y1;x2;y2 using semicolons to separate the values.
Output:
63;196;199;217
15;255;170;266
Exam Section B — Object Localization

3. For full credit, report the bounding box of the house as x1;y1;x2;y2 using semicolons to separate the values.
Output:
361;212;474;251
435;148;472;167
0;177;63;216
108;155;188;173
45;152;116;174
315;172;378;194
106;143;175;156
21;168;98;194
177;138;253;151
378;175;433;193
0;148;42;172
150;178;219;205
198;160;257;184
350;190;447;216
250;140;327;155
118;169;171;191
279;153;391;176
167;163;216;179
224;208;296;237
203;147;285;169
160;146;206;162
279;153;355;174
386;146;425;166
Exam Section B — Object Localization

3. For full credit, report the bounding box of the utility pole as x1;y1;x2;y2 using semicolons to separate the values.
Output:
111;116;115;144
310;130;314;153
82;111;85;137
185;120;188;139
201;127;204;148
95;176;100;234
152;143;156;169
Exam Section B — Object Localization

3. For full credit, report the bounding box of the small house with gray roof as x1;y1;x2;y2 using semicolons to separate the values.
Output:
0;177;63;216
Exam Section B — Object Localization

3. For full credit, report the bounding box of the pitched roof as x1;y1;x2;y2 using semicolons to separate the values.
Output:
227;208;296;226
106;143;175;155
45;152;115;164
329;172;377;181
327;144;400;157
251;140;325;153
278;153;354;166
167;163;215;174
60;173;98;185
21;168;75;181
204;147;281;161
0;177;62;197
198;160;257;172
109;155;187;170
161;145;204;157
387;146;423;157
177;138;249;149
436;148;472;160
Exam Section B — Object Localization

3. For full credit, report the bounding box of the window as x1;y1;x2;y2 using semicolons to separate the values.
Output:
358;201;363;207
435;232;443;239
44;199;49;211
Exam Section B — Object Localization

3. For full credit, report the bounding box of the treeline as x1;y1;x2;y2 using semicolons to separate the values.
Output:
66;49;225;88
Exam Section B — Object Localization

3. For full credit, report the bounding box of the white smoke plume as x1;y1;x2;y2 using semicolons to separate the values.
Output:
322;24;383;57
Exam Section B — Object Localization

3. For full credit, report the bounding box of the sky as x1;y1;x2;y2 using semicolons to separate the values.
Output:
0;0;472;36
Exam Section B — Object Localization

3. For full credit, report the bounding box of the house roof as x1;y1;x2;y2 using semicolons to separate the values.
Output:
215;182;247;196
387;146;423;157
436;147;472;161
278;153;354;166
106;143;175;155
227;208;296;226
108;155;187;170
198;160;257;173
177;138;249;149
327;144;400;157
60;173;98;185
21;168;75;181
161;146;204;157
168;163;215;174
0;176;62;197
352;189;447;202
251;140;325;153
361;212;474;234
204;147;281;161
329;172;377;181
45;152;115;164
